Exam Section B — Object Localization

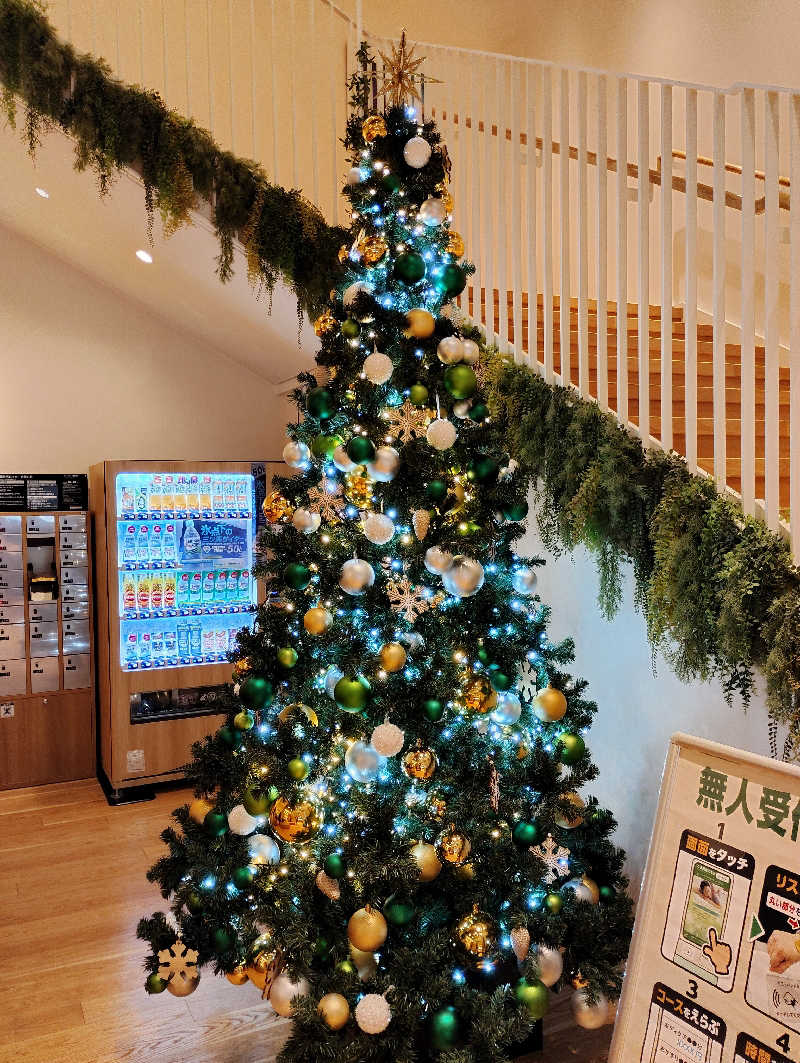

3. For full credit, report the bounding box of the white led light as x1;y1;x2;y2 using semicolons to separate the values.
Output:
35;187;49;199
135;249;153;264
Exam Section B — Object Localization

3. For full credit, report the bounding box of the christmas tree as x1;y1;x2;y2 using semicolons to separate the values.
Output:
138;40;633;1062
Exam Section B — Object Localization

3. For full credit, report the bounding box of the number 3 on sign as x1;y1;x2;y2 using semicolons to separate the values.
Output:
686;980;698;999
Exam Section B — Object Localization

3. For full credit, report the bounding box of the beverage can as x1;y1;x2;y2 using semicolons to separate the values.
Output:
177;621;190;660
148;475;163;518
150;573;164;612
136;572;151;613
212;477;226;516
235;478;250;514
139;630;152;667
186;475;200;514
149;524;163;564
163;572;176;611
121;573;136;614
162;475;175;514
189;621;202;660
202;570;216;604
122;524;137;563
199;475;213;515
136;525;149;562
173;476;187;516
125;631;139;669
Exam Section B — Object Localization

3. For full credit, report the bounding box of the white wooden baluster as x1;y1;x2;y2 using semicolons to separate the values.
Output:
791;93;800;558
764;91;781;530
510;62;523;362
543;66;554;384
740;88;756;515
637;80;650;442
660;84;673;451
525;63;538;370
290;0;298;188
469;51;481;323
327;0;337;224
271;0;280;187
596;74;608;408
309;1;319;208
559;68;571;387
496;60;509;348
616;77;628;423
685;89;698;473
577;70;589;396
712;91;727;492
227;0;234;152
482;57;495;343
205;0;213;134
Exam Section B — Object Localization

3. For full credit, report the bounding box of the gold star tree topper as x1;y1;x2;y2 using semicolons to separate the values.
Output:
378;31;441;108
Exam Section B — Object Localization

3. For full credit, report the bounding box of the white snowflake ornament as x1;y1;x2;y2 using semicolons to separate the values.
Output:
530;833;571;884
517;660;539;703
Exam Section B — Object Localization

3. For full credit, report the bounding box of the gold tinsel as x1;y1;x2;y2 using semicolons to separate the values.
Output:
344;470;373;507
446;231;465;258
362;114;388;142
338;244;350;264
435;182;455;212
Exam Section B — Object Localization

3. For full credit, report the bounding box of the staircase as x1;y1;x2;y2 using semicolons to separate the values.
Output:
467;289;792;513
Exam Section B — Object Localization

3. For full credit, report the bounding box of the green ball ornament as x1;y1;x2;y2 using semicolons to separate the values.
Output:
232;865;255;890
288;757;310;781
469;402;489;423
457;520;480;537
341;317;361;339
382;172;401;193
490;670;514;692
435;263;467;297
306;386;336;420
239;675;274;710
409;383;429;406
311;434;342;460
204;810;227;837
515;978;550;1020
512;820;539;845
544;892;563;914
556;732;586;765
233;710;255;731
384;896;415;925
145;973;168;994
277;647;299;669
422;697;444;721
347;436;376;463
186;890;204;914
213;927;235;953
394;251;426;285
444;364;477;400
503;499;529;522
218;724;241;748
599;884;615;903
467;455;499;483
324;853;346;879
242;787;270;815
334;674;371;711
477;646;492;665
425;479;448;503
284;562;311;590
430;1005;461;1050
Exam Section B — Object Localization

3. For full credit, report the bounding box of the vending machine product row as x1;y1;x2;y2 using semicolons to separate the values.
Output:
91;460;262;798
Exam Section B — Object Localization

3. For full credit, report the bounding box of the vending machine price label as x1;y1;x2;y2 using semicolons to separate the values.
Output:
611;734;800;1063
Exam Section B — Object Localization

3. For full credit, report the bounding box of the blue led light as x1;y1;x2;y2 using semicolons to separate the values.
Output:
452;968;466;984
200;875;216;890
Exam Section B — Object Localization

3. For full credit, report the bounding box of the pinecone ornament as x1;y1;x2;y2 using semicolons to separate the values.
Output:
510;926;531;962
316;871;341;900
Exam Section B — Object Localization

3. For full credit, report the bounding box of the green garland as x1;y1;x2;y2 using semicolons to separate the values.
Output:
0;0;347;318
489;361;800;745
3;0;798;746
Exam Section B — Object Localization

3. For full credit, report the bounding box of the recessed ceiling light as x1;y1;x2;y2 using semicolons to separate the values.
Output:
136;249;153;264
35;187;49;199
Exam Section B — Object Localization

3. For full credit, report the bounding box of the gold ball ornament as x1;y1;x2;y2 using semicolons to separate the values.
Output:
262;490;293;523
358;233;388;264
304;605;333;635
555;792;585;829
347;906;388;952
436;824;472;865
434;182;455;212
268;794;323;842
581;875;600;904
338;244;350;264
532;685;568;722
318;993;350;1030
188;797;215;825
314;310;338;337
245;934;282;991
404;308;436;339
402;745;438;781
411;841;442;881
446;230;465;258
362;114;387;142
379;642;407;673
428;790;448;819
268;972;310;1017
344;470;373;507
455;862;476;880
226;965;249;985
462;674;498;714
454;906;498;960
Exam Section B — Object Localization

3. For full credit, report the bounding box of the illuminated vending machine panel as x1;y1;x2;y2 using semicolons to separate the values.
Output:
115;471;257;675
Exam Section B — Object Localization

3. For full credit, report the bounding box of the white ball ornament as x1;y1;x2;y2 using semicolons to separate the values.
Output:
491;691;522;725
442;556;485;598
282;440;310;468
426;418;457;451
268;973;310;1017
343;281;372;308
563;878;597;904
363;350;393;385
403;136;432;169
424;546;454;574
512;567;537;596
453;400;473;419
437;336;464;364
292;508;321;535
345;741;385;783
248;834;281;865
339;558;375;595
346;166;364;185
227;804;258;836
418;196;448;226
361;512;395;545
572;989;610;1030
350;945;378;981
333;446;357;473
532;944;564;988
461;338;480;364
355;993;392;1034
367;445;400;482
371;721;405;757
325;665;344;698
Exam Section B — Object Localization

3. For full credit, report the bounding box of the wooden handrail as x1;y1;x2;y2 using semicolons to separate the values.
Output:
671;148;791;188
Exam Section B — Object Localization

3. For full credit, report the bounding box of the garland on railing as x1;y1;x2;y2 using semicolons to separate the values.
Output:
488;358;800;747
0;0;347;318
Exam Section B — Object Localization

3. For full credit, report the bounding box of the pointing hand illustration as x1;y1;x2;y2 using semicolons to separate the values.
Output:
702;927;732;975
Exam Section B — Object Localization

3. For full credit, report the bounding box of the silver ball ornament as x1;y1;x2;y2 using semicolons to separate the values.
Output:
571;989;610;1030
227;804;258;836
325;665;344;698
418;196;448;226
333;446;357;473
361;512;395;545
437;336;464;364
512;567;537;596
424;546;454;574
442;556;485;598
339;558;375;595
343;281;372;308
531;943;564;987
292;508;321;535
367;445;400;482
345;741;385;782
248;833;281;865
453;400;473;419
363;351;393;384
283;440;310;468
461;338;480;364
268;973;310;1017
346;166;363;185
491;691;522;725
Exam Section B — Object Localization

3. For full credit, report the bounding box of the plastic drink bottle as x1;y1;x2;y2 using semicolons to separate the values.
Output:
189;572;203;606
227;570;239;604
162;523;177;563
136;525;150;562
150;573;164;612
120;485;135;517
202;570;215;604
186;476;200;514
176;571;191;608
163;572;176;611
161;475;175;515
173;476;187;516
139;630;152;667
199;476;213;515
149;524;163;564
164;627;178;664
202;627;216;660
236;478;249;514
148;476;163;518
121;573;136;614
189;620;202;661
177;621;190;660
224;480;236;512
125;631;138;669
182;521;201;561
212;478;226;516
135;485;148;517
238;570;250;603
122;525;137;563
215;570;228;604
136;572;151;614
151;627;165;665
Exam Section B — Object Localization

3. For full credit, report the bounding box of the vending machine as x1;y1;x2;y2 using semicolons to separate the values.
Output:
90;460;264;798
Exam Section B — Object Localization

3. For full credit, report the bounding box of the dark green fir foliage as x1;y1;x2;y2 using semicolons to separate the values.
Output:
137;51;632;1061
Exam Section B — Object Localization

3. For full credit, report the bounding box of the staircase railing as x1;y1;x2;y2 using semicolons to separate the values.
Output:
41;1;800;559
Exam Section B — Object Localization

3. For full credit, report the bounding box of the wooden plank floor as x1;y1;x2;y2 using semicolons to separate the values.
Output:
0;779;612;1063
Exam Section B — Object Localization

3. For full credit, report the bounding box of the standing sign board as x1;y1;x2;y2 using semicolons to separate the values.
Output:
611;733;800;1063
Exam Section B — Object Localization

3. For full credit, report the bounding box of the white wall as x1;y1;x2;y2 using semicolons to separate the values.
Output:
0;223;290;473
520;513;777;895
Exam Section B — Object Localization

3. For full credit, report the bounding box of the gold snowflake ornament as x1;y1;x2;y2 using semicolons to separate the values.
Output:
382;399;431;444
306;479;344;524
378;32;440;108
158;940;199;989
387;574;443;623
